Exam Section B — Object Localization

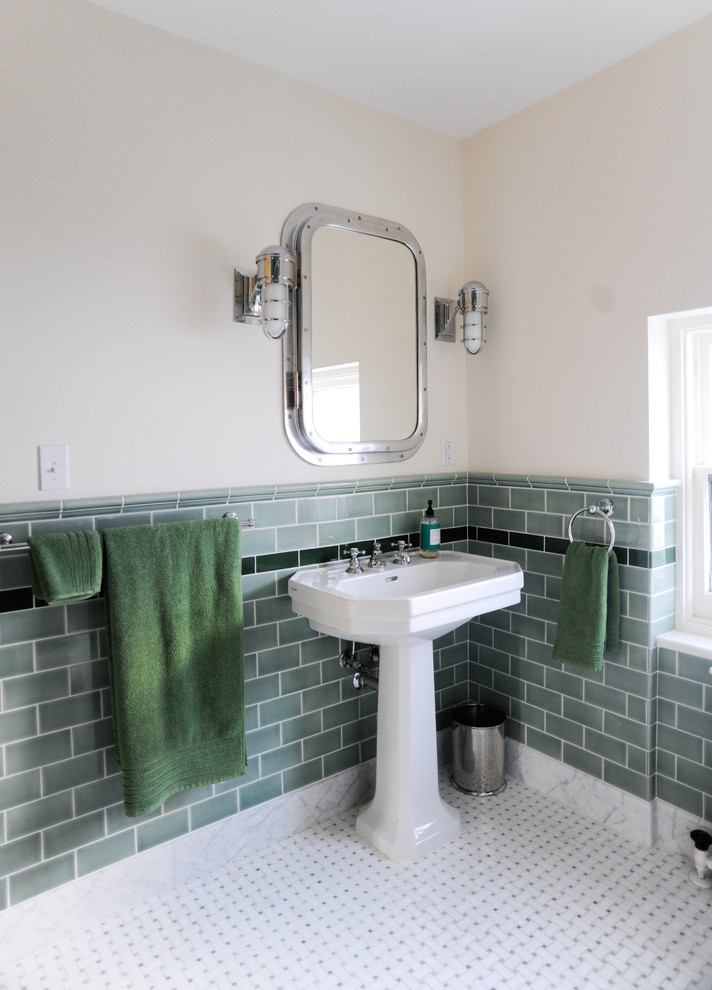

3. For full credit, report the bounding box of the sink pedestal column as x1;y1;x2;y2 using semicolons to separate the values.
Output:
356;640;461;860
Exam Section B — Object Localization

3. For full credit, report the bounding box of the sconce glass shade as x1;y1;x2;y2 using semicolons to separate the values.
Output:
459;281;489;355
256;245;295;340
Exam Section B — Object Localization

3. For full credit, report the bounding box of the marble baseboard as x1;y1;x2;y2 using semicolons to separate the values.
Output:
505;739;711;861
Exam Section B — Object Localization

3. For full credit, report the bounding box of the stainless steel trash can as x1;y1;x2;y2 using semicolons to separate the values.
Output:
451;704;506;795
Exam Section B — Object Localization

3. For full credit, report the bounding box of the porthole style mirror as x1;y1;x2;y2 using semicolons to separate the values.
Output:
281;204;427;465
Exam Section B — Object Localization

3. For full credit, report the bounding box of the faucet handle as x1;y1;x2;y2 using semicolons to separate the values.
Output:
368;541;385;570
390;540;412;564
344;547;365;573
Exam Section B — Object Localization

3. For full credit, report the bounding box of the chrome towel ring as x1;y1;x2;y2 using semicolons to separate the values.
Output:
567;498;615;552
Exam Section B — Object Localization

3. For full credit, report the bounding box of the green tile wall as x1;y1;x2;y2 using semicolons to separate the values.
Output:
0;472;697;911
0;475;469;909
467;476;678;805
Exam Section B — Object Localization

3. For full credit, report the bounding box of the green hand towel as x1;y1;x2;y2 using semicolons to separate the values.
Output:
27;530;103;604
103;517;246;817
552;541;620;671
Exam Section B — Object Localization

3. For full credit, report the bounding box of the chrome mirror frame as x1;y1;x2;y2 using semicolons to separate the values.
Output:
281;203;427;466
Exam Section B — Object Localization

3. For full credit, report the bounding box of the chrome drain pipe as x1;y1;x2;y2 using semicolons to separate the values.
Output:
339;644;379;691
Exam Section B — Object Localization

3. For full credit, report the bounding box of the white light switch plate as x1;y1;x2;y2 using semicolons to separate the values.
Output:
39;444;70;490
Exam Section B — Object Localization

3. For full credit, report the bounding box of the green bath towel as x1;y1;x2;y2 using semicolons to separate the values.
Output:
552;541;620;671
103;517;246;817
27;530;103;604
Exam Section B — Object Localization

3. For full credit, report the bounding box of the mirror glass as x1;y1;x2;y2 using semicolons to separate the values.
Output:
281;204;427;466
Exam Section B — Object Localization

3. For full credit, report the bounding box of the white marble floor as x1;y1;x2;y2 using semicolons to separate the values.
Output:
2;774;711;989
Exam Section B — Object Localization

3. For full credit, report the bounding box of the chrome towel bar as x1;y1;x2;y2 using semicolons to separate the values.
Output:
567;498;615;552
0;513;254;552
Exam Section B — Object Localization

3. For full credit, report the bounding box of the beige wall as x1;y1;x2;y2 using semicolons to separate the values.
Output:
462;16;712;480
1;0;465;503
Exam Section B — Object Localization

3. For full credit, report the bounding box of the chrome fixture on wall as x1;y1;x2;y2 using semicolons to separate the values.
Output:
234;245;295;340
434;281;489;354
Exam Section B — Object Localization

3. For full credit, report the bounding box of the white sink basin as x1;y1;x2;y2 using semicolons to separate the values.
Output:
288;548;523;862
288;550;523;645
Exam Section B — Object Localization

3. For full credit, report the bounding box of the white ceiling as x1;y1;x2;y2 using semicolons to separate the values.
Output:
88;0;712;139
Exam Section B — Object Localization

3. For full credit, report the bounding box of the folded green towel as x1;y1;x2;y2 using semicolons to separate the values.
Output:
552;541;620;671
27;530;103;604
103;517;246;817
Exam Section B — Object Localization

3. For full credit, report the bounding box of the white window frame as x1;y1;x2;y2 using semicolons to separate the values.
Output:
669;315;712;633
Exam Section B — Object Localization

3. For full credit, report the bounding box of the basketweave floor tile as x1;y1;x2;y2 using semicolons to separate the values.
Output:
3;775;712;989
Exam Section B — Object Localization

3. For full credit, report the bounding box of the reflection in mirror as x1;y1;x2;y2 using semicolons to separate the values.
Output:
281;204;427;466
311;227;416;442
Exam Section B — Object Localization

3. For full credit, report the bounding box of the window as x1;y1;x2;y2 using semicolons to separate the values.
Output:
668;314;712;631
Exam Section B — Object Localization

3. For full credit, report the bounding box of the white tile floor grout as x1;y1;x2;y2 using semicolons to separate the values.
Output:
3;774;712;989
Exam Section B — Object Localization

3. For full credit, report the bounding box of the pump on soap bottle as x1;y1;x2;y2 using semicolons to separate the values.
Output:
420;500;440;558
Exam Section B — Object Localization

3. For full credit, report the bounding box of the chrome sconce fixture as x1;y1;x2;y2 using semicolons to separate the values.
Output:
434;281;489;354
234;245;295;340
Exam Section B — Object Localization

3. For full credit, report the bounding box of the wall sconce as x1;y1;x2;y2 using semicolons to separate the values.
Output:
434;281;489;354
234;245;295;340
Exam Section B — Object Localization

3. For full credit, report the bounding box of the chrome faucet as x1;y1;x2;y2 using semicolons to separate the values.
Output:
368;541;385;570
344;547;365;574
390;540;412;565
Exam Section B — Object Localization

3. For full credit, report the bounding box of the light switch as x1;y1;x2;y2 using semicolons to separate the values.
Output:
38;444;70;490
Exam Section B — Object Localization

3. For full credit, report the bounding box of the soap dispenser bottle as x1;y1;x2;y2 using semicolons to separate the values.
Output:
420;500;440;558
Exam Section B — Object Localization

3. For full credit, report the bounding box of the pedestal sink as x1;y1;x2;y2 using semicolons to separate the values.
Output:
288;550;523;860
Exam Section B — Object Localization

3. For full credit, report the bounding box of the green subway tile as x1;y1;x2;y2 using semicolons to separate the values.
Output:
241;527;277;556
281;711;322;744
526;512;564;538
510;613;547;643
253;501;297;528
6;730;72;774
356;515;393;541
74;774;124;817
137;810;190;852
10;854;76;906
477;487;510;508
318;520;356;546
324;744;361;777
627;746;650;775
42;751;104;796
238;773;282;812
44;810;105;859
298;497;337;523
545;667;584;700
257;644;299;677
259;693;302;727
0;606;66;646
0;707;37;745
36;631;98;670
190;791;238;832
4;669;69;710
656;774;703;817
584;681;627;717
374;490;407;514
283;757;323;793
678;704;712;739
509;699;546;731
676;756;712;795
261;741;302;776
626;696;649;725
277;617;316;647
546;713;584;746
66;598;105;634
337;493;374;519
0;642;34;678
526;727;562;760
0;769;41;811
604;664;652;700
302;681;342;714
658;672;703;708
72;716;114;756
603;711;651;750
678;652;712;682
657;723;702;762
244;674;280;707
242;572;277;602
562;698;604;732
280;662;323;696
255;595;295;625
6;792;74;841
546;491;585;515
509;488;545;511
603;761;653;801
76;830;136;878
0;834;41;878
246;724;282;757
584;727;627;765
526;684;562;714
277;524;318;552
322;698;360;731
563;742;603;779
39;691;103;734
